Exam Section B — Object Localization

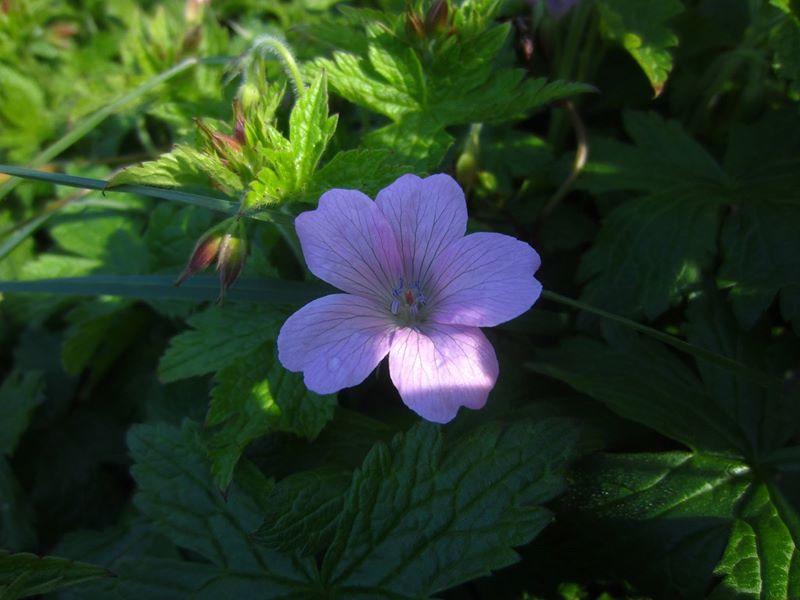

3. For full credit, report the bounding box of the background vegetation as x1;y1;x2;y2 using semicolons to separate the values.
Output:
0;0;798;598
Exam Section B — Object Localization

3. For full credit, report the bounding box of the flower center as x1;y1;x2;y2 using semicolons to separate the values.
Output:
390;278;427;321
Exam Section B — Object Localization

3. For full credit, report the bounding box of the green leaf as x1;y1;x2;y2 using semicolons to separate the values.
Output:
125;422;317;596
771;12;800;92
532;336;746;453
306;149;413;202
710;483;800;599
576;112;730;319
0;370;44;457
316;52;420;121
596;0;684;95
108;145;210;189
206;346;336;490
254;467;351;556
47;202;149;275
288;72;338;189
365;114;454;171
578;190;720;319
563;452;750;598
158;304;284;383
579;111;729;195
0;550;110;600
564;452;800;600
321;419;577;597
719;203;800;331
683;288;799;453
0;458;36;552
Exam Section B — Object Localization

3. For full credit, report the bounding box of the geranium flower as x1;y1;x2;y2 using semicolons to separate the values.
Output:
277;174;542;423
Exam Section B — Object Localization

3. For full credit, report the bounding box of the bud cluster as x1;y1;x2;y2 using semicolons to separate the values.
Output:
176;218;247;302
406;0;452;40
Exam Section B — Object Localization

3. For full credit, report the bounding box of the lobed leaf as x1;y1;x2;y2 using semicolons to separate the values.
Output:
321;419;577;597
0;550;110;600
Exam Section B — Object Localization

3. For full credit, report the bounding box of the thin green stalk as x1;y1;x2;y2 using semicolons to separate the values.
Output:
541;290;779;388
0;56;230;201
0;165;294;226
249;35;305;98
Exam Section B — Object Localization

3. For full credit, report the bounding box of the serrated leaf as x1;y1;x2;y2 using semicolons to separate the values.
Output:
579;111;729;195
321;419;577;597
597;0;684;95
365;114;454;171
0;370;44;457
288;72;338;189
305;149;413;202
563;452;750;599
0;550;110;600
575;112;731;319
564;452;800;600
157;304;284;383
254;467;351;556
206;346;336;490
316;52;421;121
125;422;316;596
710;483;800;599
109;145;236;190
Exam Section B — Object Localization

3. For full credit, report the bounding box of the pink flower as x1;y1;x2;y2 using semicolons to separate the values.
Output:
277;174;542;423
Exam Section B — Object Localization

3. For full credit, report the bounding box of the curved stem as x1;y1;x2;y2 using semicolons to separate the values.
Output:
542;100;588;216
249;35;305;98
541;290;779;388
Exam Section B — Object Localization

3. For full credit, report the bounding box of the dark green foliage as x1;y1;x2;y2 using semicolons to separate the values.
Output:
0;0;798;598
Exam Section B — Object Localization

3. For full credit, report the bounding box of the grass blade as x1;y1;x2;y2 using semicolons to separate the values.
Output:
0;275;331;305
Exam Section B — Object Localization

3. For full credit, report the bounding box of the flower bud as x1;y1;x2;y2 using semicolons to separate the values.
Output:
181;25;203;55
237;81;261;114
424;0;449;36
233;99;247;146
184;0;209;24
405;9;425;39
175;227;224;286
194;118;242;158
216;222;247;302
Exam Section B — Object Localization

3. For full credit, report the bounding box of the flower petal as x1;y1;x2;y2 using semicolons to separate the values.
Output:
375;174;467;285
427;232;542;327
296;189;403;301
278;294;396;394
389;324;498;423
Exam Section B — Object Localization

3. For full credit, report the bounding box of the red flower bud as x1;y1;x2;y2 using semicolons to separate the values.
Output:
233;99;247;146
406;9;426;39
216;222;247;302
175;228;224;286
424;0;449;36
194;118;242;158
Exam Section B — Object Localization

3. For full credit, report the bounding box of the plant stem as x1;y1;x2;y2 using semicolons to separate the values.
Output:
249;35;305;98
541;290;779;387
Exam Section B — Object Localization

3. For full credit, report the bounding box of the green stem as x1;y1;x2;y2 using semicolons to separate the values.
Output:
0;56;230;201
250;35;305;98
0;165;294;226
541;290;779;387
